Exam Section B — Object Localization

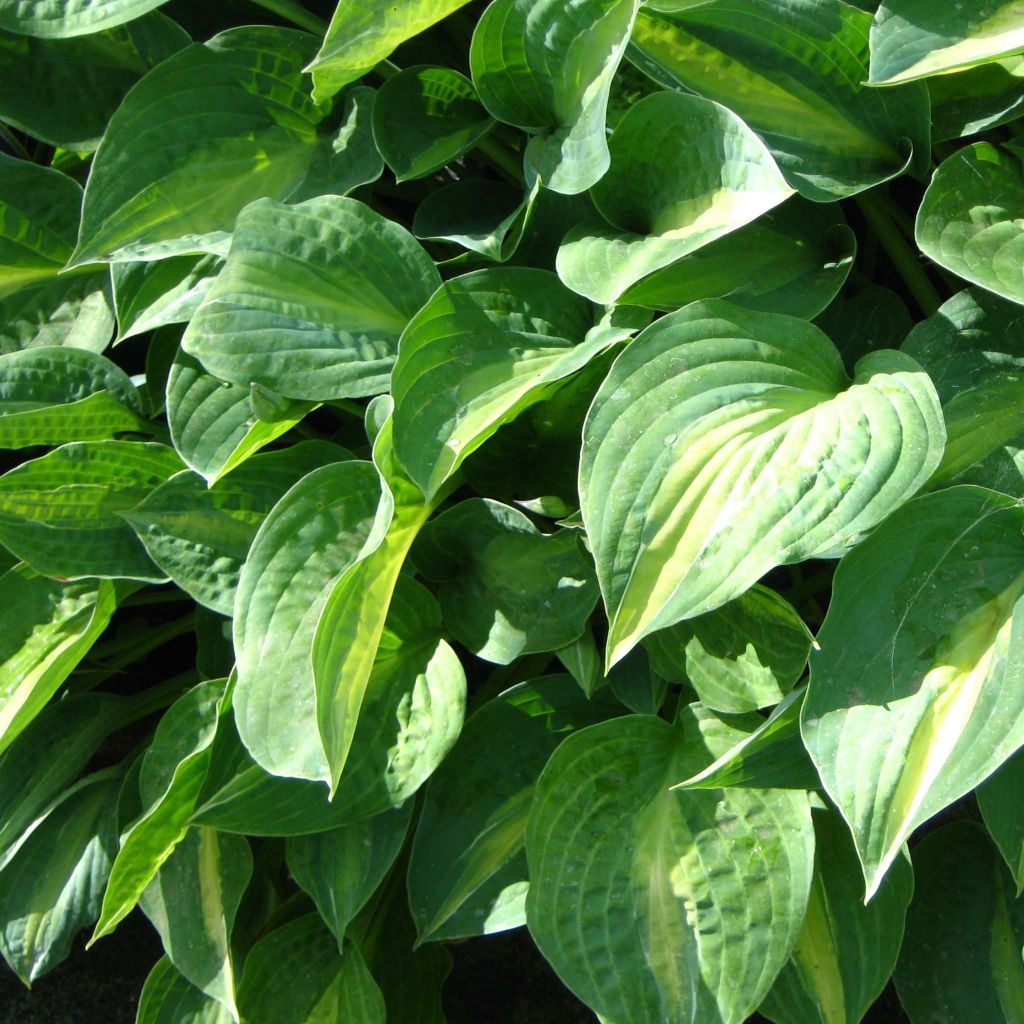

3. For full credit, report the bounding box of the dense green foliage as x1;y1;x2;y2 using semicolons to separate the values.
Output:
1;1;1023;1022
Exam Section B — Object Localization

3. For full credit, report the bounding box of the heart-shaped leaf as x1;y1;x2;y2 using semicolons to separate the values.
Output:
802;486;1024;896
555;91;793;303
581;300;944;666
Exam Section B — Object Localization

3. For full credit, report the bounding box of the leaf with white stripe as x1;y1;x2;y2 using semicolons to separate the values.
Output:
525;704;814;1024
802;486;1024;897
581;300;944;667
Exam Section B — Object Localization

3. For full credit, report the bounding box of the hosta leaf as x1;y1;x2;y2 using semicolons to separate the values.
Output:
815;279;913;369
166;351;316;486
291;86;384;202
930;55;1024;141
0;768;120;984
140;827;252;1017
0;346;148;448
233;459;389;782
629;0;930;200
555;91;793;303
555;623;603;698
869;0;1024;85
802;487;1024;897
413;180;532;261
408;675;621;943
287;804;412;946
312;573;466;814
759;808;913;1024
0;693;131;860
0;566;118;754
308;0;474;105
112;255;222;343
310;403;443;794
372;66;494;182
414;498;599;664
0;271;114;354
674;688;818;791
895;823;1024;1023
93;678;229;941
643;585;812;714
470;0;638;194
0;15;188;150
620;199;856;319
902;287;1024;496
236;915;385;1024
192;715;369;836
917;143;1024;307
0;0;172;37
525;705;815;1024
581;300;945;666
137;958;232;1024
0;440;182;580
978;748;1024;894
181;196;441;401
68;27;323;267
124;442;344;616
393;267;635;499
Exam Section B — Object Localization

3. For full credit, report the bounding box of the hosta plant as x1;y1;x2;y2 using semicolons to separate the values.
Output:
1;0;1024;1022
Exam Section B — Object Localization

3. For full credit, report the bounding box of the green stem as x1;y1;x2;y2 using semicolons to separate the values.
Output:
856;191;941;317
118;673;195;724
246;0;327;34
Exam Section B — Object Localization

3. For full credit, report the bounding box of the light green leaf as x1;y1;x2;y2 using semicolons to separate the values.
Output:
287;804;412;945
233;459;389;783
0;346;148;448
0;768;121;984
308;0;474;105
629;0;930;201
978;748;1024;896
525;705;815;1024
291;86;384;202
124;442;344;616
555;623;603;698
166;350;316;486
92;678;229;942
0;566;118;755
643;585;812;714
0;0;172;37
408;675;621;943
902;287;1024;496
674;688;818;791
759;808;913;1024
917;142;1024;307
137;958;233;1024
869;0;1024;85
930;55;1024;141
0;15;188;151
414;498;599;664
895;822;1024;1023
392;267;637;499
236;915;385;1024
310;404;443;794
112;255;222;343
181;196;441;401
69;27;323;267
620;199;856;320
555;91;793;303
470;0;638;193
373;66;494;182
141;826;252;1017
802;486;1024;897
581;300;944;667
0;440;182;580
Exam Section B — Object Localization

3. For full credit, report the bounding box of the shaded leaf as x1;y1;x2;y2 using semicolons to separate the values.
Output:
137;958;233;1024
978;747;1024;896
